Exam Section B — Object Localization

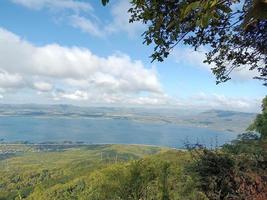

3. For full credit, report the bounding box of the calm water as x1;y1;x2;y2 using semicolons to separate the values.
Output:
0;116;238;148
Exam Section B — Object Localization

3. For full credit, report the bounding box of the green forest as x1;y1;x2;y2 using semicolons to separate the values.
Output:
0;97;266;200
0;144;200;200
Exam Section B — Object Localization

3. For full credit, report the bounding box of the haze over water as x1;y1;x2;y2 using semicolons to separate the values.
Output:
0;116;237;148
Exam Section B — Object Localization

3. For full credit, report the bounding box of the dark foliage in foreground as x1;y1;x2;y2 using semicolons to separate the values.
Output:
190;96;267;200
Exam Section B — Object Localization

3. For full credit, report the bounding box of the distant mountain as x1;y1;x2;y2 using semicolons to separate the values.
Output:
0;104;257;133
189;110;257;133
201;109;256;118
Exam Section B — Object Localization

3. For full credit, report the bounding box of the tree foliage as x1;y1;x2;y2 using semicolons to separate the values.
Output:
248;96;267;139
0;145;205;200
102;0;267;86
192;147;267;200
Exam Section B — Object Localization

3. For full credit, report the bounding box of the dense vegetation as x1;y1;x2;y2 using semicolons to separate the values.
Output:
190;97;267;199
0;145;206;200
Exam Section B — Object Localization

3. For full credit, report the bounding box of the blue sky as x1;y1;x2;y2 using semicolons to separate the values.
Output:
0;0;265;112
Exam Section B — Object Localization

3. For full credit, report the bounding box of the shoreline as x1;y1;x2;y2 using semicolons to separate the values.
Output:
0;142;183;150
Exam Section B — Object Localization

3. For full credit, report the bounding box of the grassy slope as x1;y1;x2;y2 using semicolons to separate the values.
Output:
1;144;198;200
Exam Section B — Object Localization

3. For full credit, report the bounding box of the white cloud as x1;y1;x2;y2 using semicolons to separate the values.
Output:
33;81;53;92
10;0;92;12
0;70;24;89
51;91;170;105
0;88;4;99
196;93;251;109
63;78;89;88
230;65;259;81
177;93;261;112
0;27;261;111
127;95;169;105
173;47;259;81
69;15;104;37
55;90;89;100
10;0;143;38
69;0;144;38
106;0;144;37
0;27;162;104
174;47;209;69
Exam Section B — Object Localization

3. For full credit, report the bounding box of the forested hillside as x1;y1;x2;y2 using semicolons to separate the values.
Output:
1;137;265;200
0;144;203;200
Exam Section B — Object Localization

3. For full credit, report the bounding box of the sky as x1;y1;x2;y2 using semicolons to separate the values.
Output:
0;0;265;112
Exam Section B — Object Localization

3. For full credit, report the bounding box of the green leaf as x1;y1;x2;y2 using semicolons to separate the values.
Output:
200;14;210;27
181;1;200;19
210;0;218;7
101;0;109;6
218;4;232;13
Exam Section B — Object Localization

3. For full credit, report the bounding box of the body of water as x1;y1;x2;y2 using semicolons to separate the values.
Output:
0;116;238;148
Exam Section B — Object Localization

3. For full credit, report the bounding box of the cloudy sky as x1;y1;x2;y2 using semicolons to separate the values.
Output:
0;0;265;112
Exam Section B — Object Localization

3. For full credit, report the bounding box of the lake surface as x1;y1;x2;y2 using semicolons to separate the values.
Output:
0;116;238;148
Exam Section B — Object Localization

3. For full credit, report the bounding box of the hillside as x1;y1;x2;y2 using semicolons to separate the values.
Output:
0;144;203;200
